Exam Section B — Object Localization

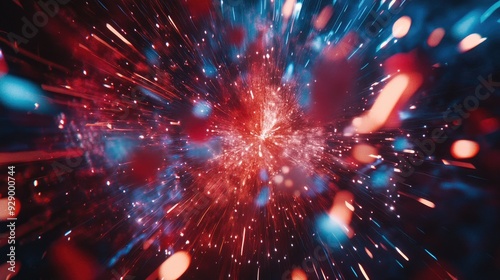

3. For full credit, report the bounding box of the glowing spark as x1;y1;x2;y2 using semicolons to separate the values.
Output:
358;263;370;280
241;227;246;256
106;23;133;46
417;198;436;209
166;203;179;214
395;247;410;261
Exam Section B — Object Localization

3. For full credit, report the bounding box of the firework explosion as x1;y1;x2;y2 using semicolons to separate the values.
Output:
1;0;500;279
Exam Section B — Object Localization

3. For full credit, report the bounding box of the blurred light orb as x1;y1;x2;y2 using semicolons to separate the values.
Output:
458;33;486;52
427;28;445;47
193;101;212;119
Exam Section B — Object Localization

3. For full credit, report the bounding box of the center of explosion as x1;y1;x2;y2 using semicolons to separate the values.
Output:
201;75;325;201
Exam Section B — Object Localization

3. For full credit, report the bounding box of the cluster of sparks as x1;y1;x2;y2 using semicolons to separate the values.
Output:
201;67;325;200
1;0;499;279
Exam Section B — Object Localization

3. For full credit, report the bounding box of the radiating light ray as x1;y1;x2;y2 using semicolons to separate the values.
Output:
358;263;370;280
458;33;487;52
392;16;412;38
106;23;133;46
